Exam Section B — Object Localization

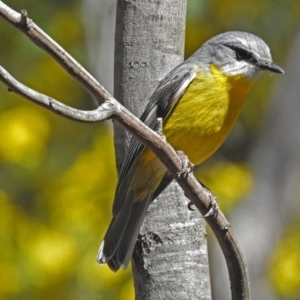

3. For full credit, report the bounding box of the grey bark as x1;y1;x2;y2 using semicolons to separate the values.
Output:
113;0;211;299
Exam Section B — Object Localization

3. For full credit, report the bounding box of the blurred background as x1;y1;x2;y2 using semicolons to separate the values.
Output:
0;0;299;299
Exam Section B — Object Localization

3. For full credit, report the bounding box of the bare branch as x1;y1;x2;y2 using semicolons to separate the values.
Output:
0;1;108;104
0;65;117;122
0;2;250;299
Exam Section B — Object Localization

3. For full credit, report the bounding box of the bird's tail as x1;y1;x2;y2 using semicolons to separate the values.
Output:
97;194;152;271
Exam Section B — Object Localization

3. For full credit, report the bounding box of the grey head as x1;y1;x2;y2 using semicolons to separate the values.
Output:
187;31;284;80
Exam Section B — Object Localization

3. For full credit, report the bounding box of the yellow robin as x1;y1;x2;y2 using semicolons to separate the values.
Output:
97;31;284;271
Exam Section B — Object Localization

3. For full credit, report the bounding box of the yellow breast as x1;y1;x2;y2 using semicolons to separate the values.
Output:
163;65;255;165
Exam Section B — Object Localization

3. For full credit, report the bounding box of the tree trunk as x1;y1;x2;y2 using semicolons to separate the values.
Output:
113;1;211;299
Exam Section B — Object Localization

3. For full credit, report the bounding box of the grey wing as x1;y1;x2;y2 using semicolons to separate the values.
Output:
112;63;197;215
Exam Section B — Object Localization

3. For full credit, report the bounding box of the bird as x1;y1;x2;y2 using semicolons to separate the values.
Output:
97;31;284;271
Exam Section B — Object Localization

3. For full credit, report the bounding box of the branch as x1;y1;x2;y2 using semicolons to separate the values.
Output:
0;65;116;121
0;2;249;299
0;3;107;103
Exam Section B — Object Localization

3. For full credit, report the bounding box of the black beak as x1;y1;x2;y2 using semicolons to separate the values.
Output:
257;60;284;74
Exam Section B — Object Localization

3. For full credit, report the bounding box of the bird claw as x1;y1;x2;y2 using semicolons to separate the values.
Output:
200;195;219;218
156;118;164;137
176;151;194;177
187;201;195;211
187;196;219;217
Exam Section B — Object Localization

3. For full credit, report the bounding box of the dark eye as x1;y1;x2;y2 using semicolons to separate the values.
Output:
235;48;252;61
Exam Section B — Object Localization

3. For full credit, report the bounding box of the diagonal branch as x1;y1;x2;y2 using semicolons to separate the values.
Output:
0;2;107;103
0;2;250;299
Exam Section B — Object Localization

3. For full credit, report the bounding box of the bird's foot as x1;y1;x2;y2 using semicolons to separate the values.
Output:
188;201;196;211
156;118;164;137
201;194;219;218
187;193;219;218
176;150;194;177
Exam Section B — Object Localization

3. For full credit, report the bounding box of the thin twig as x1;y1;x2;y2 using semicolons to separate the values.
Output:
0;2;250;299
0;65;117;122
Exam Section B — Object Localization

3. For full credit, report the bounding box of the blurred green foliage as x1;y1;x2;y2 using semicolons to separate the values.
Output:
0;0;299;299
